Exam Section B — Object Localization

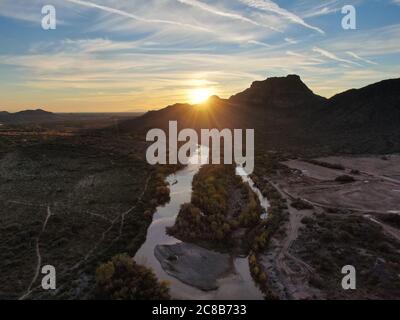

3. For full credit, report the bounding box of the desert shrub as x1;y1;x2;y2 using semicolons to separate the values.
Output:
291;198;314;210
248;251;277;300
151;171;171;204
296;213;400;299
155;185;170;203
301;216;315;225
377;214;400;229
305;159;345;170
335;175;356;183
95;254;170;300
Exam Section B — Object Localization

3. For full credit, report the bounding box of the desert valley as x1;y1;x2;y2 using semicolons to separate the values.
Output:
1;75;399;300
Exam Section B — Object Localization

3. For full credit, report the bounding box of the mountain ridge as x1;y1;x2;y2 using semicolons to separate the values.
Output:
229;74;326;108
0;109;57;124
118;75;400;154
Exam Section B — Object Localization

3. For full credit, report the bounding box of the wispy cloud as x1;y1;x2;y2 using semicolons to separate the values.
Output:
3;40;398;110
286;50;324;64
313;47;360;65
0;0;71;25
303;6;339;18
238;0;325;34
247;40;271;47
298;0;343;18
63;0;212;33
319;24;400;56
0;0;399;112
284;37;298;44
346;51;378;65
61;0;283;48
176;0;281;32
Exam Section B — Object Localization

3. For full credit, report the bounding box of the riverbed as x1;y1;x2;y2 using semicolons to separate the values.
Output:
134;146;268;300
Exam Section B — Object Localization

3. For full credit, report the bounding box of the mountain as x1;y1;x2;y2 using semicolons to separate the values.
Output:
323;78;400;128
0;111;10;122
311;78;400;153
229;74;326;107
118;75;400;154
120;75;320;128
0;109;58;124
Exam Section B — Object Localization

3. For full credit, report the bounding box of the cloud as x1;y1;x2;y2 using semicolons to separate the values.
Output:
0;0;70;25
286;50;304;57
63;0;212;33
284;37;298;44
346;51;378;65
60;0;282;48
303;7;338;18
286;50;324;64
294;0;364;19
1;0;399;112
3;38;398;111
298;0;343;18
0;2;41;24
176;0;281;32
247;40;271;47
313;47;360;65
318;24;400;57
238;0;325;34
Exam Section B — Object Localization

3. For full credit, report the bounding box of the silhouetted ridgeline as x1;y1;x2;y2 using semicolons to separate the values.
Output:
0;109;57;124
118;75;400;155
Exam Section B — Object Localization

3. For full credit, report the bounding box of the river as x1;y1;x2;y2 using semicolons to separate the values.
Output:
134;146;269;300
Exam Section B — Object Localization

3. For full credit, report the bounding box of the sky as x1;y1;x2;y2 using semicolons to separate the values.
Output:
0;0;399;112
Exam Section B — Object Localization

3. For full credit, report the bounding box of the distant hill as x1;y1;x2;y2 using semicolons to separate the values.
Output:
229;74;326;107
118;75;400;155
0;111;11;123
310;78;400;153
0;109;58;124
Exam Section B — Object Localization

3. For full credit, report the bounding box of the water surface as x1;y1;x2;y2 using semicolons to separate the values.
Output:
135;146;268;300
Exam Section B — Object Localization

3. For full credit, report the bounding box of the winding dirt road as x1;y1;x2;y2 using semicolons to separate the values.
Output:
19;206;53;300
262;181;320;300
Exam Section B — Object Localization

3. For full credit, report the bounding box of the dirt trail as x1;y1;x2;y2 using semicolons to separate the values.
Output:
19;206;53;300
278;182;400;242
273;181;395;216
20;173;152;299
263;181;319;300
82;173;152;262
360;170;400;185
118;175;152;238
317;156;400;185
364;215;400;242
283;158;400;214
262;156;400;299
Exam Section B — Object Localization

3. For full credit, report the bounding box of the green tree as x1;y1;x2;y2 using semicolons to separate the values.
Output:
95;254;170;300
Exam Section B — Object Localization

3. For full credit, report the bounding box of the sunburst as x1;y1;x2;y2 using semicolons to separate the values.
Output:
189;88;213;104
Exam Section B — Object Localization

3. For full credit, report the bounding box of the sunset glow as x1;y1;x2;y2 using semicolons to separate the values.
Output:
189;88;214;104
0;0;399;112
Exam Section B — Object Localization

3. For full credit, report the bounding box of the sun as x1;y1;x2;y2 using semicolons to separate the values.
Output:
189;88;213;104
